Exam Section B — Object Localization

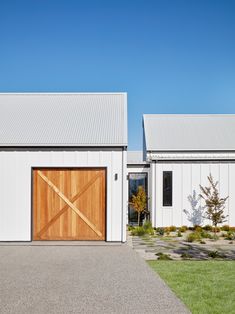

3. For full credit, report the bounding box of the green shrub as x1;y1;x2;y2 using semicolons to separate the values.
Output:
142;220;154;235
229;226;235;232
201;230;213;239
169;225;177;232
131;226;146;236
179;225;187;233
221;225;230;231
225;231;235;241
163;227;170;235
212;227;221;233
143;220;152;230
128;225;135;231
203;224;213;231
186;232;201;242
177;231;182;237
156;252;172;260
156;227;165;236
148;229;154;235
208;250;224;258
195;226;202;233
131;221;154;236
194;226;202;232
181;252;192;259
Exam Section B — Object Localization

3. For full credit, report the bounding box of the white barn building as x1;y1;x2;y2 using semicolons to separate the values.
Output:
127;114;235;228
0;93;127;242
1;94;235;242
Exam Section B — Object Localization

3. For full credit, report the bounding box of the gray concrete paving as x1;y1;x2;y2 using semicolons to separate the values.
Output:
0;244;190;314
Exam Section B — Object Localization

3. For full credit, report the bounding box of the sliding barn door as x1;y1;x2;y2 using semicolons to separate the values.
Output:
33;168;106;240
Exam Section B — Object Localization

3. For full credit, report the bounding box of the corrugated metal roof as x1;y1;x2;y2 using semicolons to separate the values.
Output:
143;114;235;151
0;93;127;147
127;151;147;164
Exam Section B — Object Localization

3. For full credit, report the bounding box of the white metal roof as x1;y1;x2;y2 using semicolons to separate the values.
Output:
143;114;235;152
127;151;147;164
0;93;127;147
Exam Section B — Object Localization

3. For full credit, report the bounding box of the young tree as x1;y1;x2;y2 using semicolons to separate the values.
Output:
199;174;229;232
130;186;148;226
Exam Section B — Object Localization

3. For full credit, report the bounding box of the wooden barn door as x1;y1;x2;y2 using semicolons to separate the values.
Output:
33;168;106;240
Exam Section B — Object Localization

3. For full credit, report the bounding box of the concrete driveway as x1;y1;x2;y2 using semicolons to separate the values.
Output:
0;243;190;314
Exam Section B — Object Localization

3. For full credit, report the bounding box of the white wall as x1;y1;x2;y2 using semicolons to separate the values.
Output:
0;150;125;242
152;162;235;227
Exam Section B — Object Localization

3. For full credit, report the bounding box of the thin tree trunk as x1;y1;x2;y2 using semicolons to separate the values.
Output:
138;212;140;226
214;223;217;237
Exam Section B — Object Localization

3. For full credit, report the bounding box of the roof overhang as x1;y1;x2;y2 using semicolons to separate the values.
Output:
147;151;235;161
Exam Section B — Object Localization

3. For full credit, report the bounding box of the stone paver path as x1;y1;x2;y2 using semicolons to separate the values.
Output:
128;233;235;260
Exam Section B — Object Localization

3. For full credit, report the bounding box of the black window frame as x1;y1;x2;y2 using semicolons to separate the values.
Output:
163;171;173;207
128;172;148;224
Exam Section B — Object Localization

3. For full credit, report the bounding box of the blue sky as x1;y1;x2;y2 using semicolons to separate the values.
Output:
0;0;235;149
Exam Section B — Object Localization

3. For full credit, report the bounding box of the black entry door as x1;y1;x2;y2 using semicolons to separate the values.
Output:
128;173;148;224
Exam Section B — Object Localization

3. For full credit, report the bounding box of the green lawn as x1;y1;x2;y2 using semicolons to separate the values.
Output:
148;261;235;314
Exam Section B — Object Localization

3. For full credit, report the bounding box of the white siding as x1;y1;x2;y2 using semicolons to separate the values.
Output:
153;162;235;227
229;164;235;226
181;164;191;226
154;162;160;227
122;150;127;242
0;150;125;242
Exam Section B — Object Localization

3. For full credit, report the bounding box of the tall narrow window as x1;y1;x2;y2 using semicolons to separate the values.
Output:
128;173;148;224
163;171;172;206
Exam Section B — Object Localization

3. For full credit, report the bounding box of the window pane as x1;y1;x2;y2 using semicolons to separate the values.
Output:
163;171;172;206
128;173;148;224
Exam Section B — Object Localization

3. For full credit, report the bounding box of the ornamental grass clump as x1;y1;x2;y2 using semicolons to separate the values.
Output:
142;220;154;235
177;230;182;237
156;227;165;236
169;225;177;232
156;252;172;260
208;250;224;259
131;226;146;236
225;231;235;241
186;232;201;243
221;225;230;231
203;224;213;231
179;226;188;233
130;220;154;236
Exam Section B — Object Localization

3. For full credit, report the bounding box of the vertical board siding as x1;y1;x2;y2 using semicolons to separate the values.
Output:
219;164;229;221
0;150;124;241
122;150;127;242
154;162;235;227
111;151;122;239
229;164;235;226
151;163;156;226
172;165;182;227
182;164;191;226
155;163;161;226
